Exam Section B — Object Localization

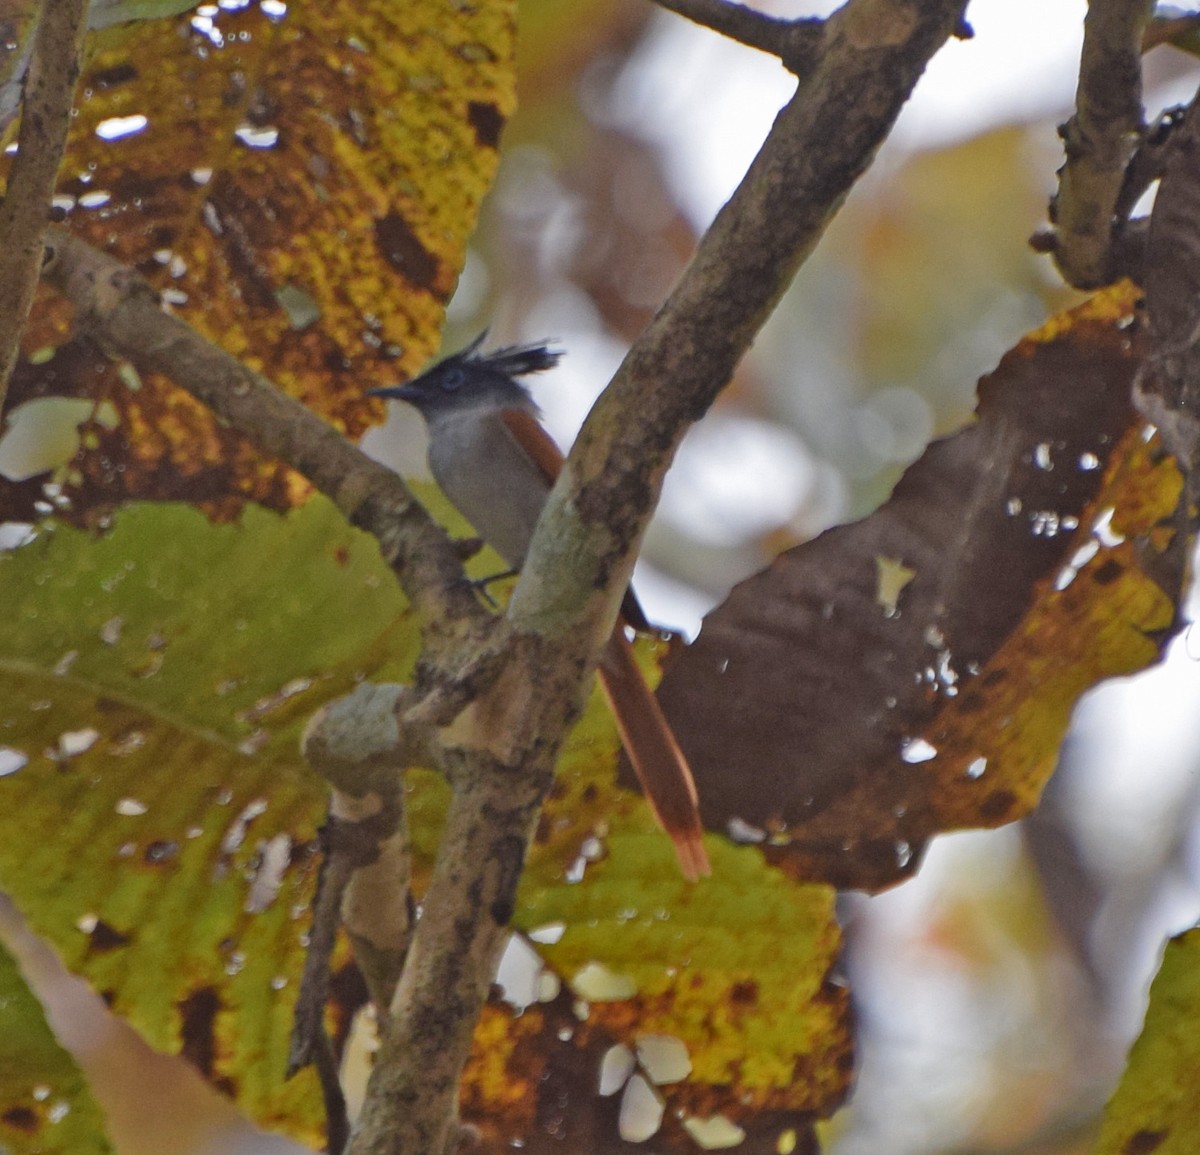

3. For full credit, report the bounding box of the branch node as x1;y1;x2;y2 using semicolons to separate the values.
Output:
1048;0;1155;288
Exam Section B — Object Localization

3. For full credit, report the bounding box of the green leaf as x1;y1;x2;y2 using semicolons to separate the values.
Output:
465;650;849;1147
0;497;422;1145
517;827;846;1107
1096;926;1200;1155
1;498;420;751
0;940;115;1154
0;497;849;1148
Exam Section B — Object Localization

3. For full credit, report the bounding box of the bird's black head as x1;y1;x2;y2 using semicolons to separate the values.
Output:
368;331;562;417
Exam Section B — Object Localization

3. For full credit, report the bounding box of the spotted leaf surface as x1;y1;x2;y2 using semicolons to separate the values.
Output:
0;498;421;1144
6;0;515;519
0;496;848;1149
450;646;848;1152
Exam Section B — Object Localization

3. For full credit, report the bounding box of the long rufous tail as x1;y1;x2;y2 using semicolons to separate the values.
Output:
597;630;710;881
496;407;708;880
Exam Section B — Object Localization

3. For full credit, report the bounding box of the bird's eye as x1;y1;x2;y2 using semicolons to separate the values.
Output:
441;367;465;391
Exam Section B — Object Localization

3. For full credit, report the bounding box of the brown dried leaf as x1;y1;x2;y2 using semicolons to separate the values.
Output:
656;285;1184;889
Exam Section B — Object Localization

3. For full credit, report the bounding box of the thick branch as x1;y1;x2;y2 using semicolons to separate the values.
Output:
513;0;970;645
351;3;971;1151
0;0;87;414
652;0;824;73
351;764;548;1155
347;635;577;1155
1051;0;1155;288
39;227;488;646
38;234;533;1153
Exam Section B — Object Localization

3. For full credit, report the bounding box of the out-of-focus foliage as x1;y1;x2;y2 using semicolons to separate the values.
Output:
757;124;1084;522
0;941;115;1154
516;0;646;105
452;52;1087;596
830;825;1104;1155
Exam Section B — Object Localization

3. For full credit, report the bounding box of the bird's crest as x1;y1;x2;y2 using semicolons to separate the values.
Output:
453;330;563;380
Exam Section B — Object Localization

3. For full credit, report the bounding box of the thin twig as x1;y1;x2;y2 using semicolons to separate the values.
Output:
39;227;490;653
0;0;88;415
1050;0;1155;288
299;684;419;1016
288;830;353;1152
1144;12;1200;53
652;0;824;73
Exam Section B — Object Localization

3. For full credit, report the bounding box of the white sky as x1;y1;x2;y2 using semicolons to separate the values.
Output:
617;0;1087;225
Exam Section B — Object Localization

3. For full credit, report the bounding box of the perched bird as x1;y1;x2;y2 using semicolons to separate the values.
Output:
370;333;710;880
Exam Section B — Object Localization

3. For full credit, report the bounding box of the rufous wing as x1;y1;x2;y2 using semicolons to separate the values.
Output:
499;407;709;880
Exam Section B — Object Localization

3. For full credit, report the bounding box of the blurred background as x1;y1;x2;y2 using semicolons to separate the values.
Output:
8;1;1200;1152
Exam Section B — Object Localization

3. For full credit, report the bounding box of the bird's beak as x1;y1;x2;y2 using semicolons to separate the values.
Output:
366;383;421;402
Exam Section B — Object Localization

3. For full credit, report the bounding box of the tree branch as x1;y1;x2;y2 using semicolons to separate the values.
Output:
298;683;419;1019
39;227;490;655
39;233;533;1153
1138;84;1200;489
43;5;972;1151
351;2;972;1152
347;631;576;1155
1049;0;1155;288
652;0;825;73
351;773;546;1155
0;0;88;415
515;0;970;646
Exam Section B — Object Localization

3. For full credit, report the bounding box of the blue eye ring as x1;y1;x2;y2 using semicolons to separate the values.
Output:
441;367;465;390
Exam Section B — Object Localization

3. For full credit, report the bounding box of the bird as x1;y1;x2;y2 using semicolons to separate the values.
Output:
369;332;710;881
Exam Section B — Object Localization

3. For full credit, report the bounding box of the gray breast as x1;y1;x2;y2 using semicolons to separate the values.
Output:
425;410;551;569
